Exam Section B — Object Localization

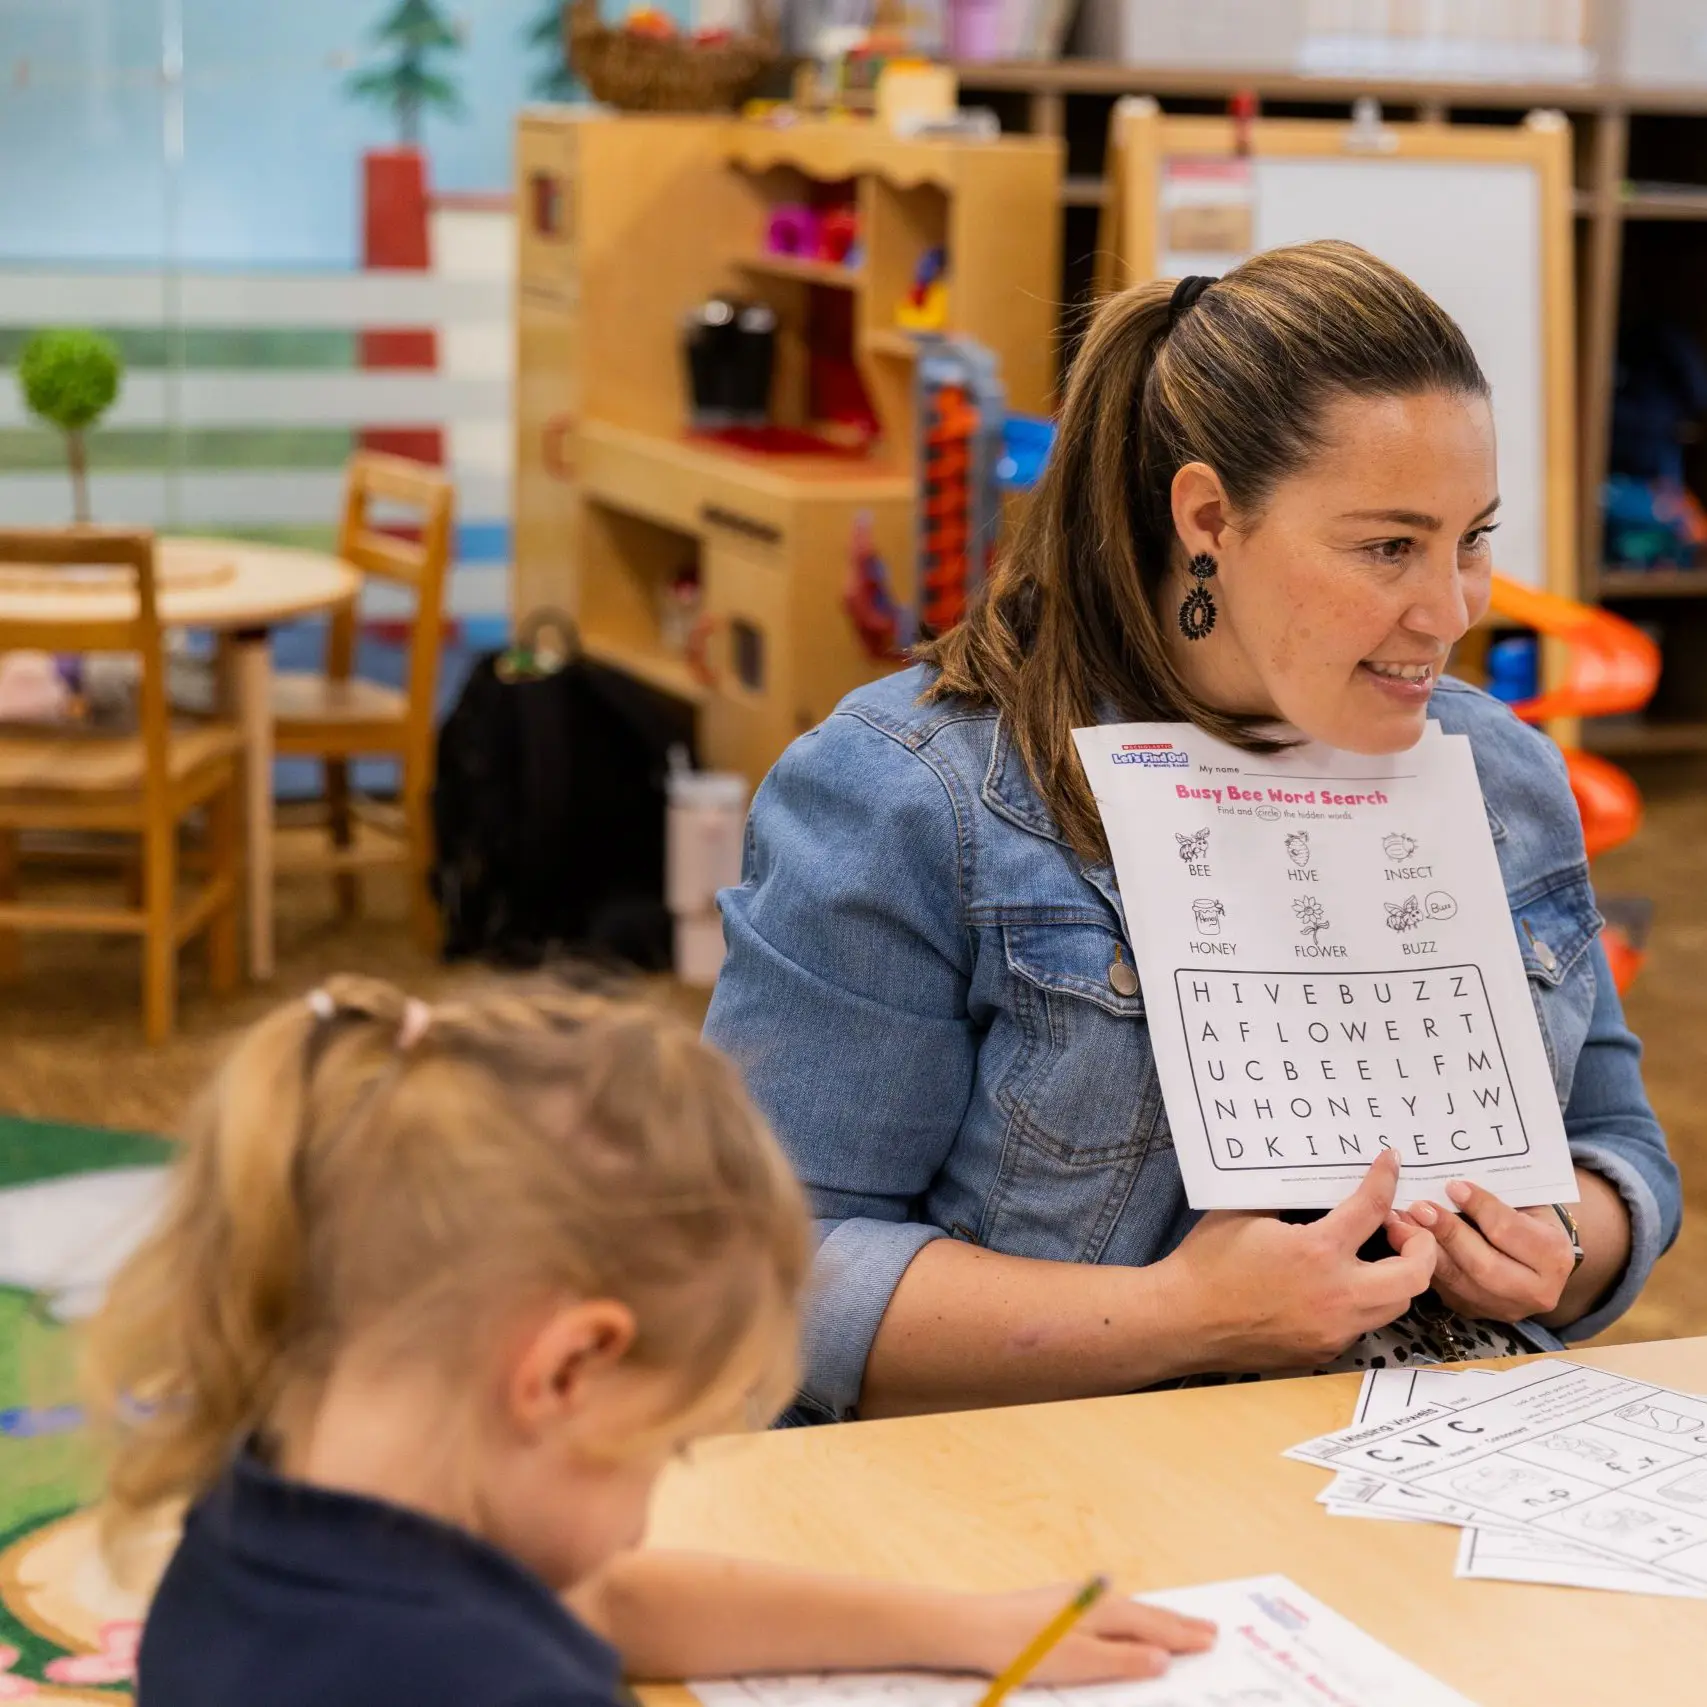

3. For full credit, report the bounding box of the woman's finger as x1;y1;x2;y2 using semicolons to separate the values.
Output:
1444;1181;1567;1270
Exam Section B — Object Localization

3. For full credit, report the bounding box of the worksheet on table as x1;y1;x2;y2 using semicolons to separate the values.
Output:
1070;721;1576;1210
1287;1360;1707;1590
690;1575;1479;1707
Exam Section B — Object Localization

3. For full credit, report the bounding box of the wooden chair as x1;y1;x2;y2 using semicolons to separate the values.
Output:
272;452;454;948
0;529;242;1043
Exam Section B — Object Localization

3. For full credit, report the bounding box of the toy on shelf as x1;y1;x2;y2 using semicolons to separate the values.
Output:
895;245;948;331
764;201;860;265
682;295;776;428
844;509;914;662
842;337;1005;657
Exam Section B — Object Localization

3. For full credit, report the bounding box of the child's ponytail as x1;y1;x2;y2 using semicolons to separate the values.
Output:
86;974;809;1545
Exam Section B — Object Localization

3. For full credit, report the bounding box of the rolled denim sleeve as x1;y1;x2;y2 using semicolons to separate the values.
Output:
1557;935;1682;1342
704;711;976;1418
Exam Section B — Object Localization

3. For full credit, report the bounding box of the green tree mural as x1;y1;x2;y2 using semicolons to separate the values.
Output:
346;0;465;147
525;0;576;100
17;330;123;525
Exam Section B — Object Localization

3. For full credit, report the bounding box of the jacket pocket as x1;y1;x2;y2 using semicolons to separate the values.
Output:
979;923;1170;1262
1511;871;1603;1104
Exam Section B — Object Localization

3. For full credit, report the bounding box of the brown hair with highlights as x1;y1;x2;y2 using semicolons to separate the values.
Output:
920;239;1488;862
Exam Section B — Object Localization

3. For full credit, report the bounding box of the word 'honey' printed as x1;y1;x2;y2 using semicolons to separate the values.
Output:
1173;966;1529;1172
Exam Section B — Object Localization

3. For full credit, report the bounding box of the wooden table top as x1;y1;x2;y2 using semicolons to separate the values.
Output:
0;536;358;630
644;1338;1707;1707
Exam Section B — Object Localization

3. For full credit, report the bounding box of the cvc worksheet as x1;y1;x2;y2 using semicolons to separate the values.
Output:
1071;720;1578;1211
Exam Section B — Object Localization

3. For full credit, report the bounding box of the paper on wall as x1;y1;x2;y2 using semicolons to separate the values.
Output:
1070;721;1578;1211
691;1575;1481;1707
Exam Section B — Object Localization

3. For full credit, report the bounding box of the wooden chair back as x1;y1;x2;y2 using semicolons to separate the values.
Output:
0;528;171;805
328;453;455;774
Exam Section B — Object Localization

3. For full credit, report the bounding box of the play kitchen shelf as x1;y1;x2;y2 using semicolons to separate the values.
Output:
513;109;1060;786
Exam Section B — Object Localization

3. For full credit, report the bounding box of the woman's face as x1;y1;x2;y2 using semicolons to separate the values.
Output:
1169;389;1498;754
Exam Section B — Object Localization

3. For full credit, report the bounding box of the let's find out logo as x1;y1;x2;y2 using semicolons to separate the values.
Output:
1113;742;1189;768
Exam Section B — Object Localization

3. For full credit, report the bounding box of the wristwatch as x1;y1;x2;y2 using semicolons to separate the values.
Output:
1551;1202;1585;1272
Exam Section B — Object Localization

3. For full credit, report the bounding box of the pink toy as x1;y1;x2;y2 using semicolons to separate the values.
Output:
766;204;820;257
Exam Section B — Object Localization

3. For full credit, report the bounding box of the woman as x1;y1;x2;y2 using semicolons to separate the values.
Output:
705;241;1680;1424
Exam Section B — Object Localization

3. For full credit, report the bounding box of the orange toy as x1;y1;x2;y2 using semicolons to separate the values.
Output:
1485;575;1661;989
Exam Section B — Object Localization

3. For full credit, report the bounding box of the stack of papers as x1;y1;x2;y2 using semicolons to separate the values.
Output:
693;1574;1480;1707
1292;1361;1707;1598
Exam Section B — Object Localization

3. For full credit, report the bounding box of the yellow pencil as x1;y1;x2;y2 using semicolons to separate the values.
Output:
975;1575;1110;1707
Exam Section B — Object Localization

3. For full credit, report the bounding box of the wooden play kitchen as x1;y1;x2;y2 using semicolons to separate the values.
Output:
513;110;1061;786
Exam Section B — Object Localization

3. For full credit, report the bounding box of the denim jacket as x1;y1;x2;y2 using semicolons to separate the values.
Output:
704;665;1681;1422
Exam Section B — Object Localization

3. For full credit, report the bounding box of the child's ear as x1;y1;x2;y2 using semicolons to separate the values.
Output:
506;1299;637;1438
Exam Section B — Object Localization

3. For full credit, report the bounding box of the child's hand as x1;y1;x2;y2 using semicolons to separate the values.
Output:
967;1586;1216;1683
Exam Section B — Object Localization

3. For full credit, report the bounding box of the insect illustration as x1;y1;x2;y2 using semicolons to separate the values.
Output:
1383;832;1418;863
1384;895;1422;933
1284;830;1310;867
1292;896;1330;944
1176;828;1210;864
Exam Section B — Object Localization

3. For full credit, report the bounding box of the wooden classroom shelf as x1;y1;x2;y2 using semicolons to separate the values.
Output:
737;252;864;289
1598;568;1707;598
952;58;1707;115
513;111;1061;786
861;326;922;358
1620;184;1707;221
581;635;709;708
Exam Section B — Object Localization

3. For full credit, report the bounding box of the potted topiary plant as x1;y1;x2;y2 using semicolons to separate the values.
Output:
17;328;124;525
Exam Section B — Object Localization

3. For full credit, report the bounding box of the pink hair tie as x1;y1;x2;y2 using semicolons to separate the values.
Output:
397;999;432;1052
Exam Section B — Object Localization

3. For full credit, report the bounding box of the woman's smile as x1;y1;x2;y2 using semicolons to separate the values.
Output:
1358;658;1440;704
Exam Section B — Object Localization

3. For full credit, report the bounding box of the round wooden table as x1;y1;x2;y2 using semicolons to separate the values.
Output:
0;537;360;981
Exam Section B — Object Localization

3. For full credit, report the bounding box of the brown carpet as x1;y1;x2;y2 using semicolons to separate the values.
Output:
0;773;1703;1348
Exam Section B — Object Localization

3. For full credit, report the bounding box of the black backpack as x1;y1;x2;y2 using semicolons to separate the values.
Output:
431;623;697;970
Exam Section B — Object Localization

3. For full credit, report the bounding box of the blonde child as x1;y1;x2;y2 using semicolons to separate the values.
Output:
87;976;1212;1707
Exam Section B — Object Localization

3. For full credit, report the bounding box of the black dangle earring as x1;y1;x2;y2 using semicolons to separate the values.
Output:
1178;552;1218;641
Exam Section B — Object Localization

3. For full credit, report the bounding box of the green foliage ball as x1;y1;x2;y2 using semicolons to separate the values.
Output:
18;328;123;434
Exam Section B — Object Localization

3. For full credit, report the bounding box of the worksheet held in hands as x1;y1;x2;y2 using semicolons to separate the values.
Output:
1070;720;1578;1211
690;1576;1479;1707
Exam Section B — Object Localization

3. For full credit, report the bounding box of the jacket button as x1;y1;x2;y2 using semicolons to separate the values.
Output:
1532;937;1558;974
1108;955;1140;998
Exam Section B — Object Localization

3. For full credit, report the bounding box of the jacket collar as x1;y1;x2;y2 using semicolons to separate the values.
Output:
981;715;1129;932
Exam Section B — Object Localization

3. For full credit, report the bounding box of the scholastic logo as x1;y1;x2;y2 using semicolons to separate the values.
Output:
1113;742;1188;768
1251;1592;1311;1633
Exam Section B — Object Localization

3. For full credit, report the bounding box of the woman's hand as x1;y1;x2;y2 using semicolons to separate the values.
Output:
1163;1149;1438;1372
962;1586;1215;1685
1387;1182;1572;1323
1388;1167;1632;1329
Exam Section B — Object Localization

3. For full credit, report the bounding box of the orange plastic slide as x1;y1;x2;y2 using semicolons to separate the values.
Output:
1486;576;1661;990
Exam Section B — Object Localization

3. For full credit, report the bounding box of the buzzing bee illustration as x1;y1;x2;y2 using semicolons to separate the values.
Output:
1175;828;1210;864
1385;895;1423;933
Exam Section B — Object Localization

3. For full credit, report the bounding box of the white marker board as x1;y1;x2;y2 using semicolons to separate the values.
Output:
1104;109;1576;598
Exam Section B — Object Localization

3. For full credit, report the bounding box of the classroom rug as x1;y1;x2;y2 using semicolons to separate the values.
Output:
0;1114;175;1703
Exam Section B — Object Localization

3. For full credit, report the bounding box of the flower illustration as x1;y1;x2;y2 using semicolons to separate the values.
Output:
1293;896;1330;944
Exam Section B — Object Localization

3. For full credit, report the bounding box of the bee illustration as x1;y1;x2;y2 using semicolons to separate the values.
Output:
1175;828;1210;864
1384;895;1422;933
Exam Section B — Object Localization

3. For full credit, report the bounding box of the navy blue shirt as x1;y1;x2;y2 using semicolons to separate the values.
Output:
140;1450;624;1707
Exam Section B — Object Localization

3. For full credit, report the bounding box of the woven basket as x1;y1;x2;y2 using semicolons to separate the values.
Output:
568;0;781;114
